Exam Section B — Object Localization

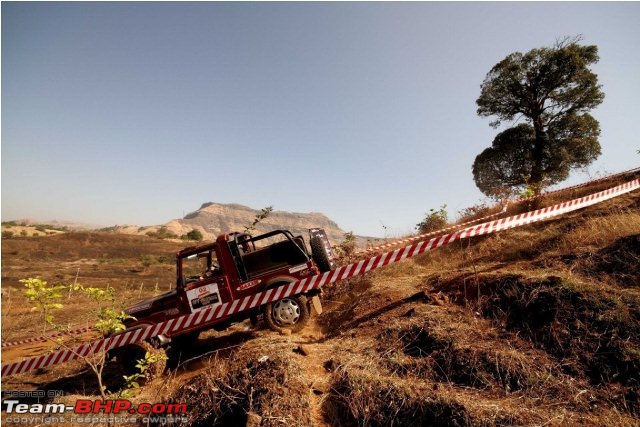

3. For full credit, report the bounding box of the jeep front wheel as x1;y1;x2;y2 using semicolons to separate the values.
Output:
264;295;309;333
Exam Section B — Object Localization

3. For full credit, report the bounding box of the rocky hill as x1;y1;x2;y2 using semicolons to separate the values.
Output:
114;202;354;245
175;202;348;243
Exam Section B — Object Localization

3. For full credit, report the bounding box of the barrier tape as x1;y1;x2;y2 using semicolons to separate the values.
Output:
2;326;94;349
506;165;640;206
357;166;640;256
357;205;508;255
2;178;638;378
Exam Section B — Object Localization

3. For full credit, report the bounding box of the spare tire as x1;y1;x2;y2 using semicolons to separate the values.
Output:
310;236;333;273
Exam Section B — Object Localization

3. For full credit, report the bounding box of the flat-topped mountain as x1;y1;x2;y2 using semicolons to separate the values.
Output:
117;202;350;244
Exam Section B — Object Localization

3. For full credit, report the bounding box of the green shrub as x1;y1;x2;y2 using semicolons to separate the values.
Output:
335;232;356;257
139;254;173;267
457;202;498;223
157;255;171;264
416;205;448;234
140;254;155;268
21;278;66;332
182;229;204;241
520;187;536;199
146;226;178;240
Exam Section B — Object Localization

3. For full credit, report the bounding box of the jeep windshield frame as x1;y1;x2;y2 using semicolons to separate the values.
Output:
176;242;219;289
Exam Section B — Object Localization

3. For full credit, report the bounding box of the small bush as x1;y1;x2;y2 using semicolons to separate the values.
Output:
335;232;356;258
167;349;310;426
2;231;14;239
140;254;173;268
140;254;155;268
21;278;66;331
182;229;203;241
146;226;178;240
457;202;493;223
157;255;171;264
416;205;448;234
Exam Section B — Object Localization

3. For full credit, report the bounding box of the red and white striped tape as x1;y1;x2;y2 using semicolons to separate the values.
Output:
2;326;94;349
507;165;640;206
357;166;640;256
2;178;637;378
357;205;507;255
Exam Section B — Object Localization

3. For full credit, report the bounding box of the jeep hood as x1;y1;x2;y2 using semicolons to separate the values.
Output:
125;290;178;315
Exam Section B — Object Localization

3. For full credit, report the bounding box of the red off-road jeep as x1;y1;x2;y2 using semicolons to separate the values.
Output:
113;228;335;374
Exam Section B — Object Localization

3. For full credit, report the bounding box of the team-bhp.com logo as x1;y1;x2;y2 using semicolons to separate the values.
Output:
3;398;187;424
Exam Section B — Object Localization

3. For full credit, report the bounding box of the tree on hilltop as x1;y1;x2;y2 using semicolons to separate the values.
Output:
474;36;604;196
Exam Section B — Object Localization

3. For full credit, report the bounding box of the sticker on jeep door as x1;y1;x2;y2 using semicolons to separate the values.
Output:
187;283;222;312
238;279;262;291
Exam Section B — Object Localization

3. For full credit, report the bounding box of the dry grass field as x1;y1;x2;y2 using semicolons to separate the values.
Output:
1;170;639;426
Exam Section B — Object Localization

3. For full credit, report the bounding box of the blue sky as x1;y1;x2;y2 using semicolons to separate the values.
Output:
2;2;639;237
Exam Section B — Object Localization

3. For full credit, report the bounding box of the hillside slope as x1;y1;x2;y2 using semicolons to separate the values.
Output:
1;172;638;427
161;172;640;426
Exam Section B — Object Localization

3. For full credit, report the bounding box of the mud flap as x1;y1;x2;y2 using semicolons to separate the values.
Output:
311;295;323;315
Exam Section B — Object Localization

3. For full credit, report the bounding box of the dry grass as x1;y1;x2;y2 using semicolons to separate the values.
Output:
162;336;312;427
1;232;184;344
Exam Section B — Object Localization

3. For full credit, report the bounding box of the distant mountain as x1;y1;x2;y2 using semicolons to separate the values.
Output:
112;202;366;246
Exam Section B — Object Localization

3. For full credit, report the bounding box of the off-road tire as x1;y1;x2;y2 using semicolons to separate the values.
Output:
265;294;310;333
115;340;167;383
310;236;332;273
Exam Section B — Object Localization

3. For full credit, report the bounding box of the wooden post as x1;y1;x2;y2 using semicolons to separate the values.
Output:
68;268;80;299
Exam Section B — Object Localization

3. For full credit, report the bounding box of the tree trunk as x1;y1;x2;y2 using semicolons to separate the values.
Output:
530;123;547;195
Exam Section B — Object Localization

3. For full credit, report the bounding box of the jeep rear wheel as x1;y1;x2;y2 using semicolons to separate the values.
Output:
265;295;309;333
